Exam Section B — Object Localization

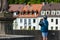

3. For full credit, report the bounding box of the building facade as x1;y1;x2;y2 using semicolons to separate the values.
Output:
40;3;60;30
9;4;43;30
9;3;60;30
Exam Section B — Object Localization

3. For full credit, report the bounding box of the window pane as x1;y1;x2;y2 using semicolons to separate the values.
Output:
24;19;27;25
46;11;50;15
28;26;31;30
24;26;27;30
56;11;60;15
33;19;36;23
51;19;53;22
51;11;55;15
56;19;58;24
32;26;35;30
20;19;22;23
20;26;22;30
28;19;31;25
41;11;45;15
51;26;53;30
56;26;58;30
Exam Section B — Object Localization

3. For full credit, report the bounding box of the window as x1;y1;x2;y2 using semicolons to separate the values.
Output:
51;26;53;30
20;19;22;23
32;26;35;30
56;19;58;25
23;10;26;14
56;11;60;15
51;11;55;15
41;11;45;15
32;10;34;14
20;26;22;30
24;26;27;30
24;19;27;25
51;19;53;22
33;19;36;23
28;19;31;25
28;26;31;30
27;10;30;14
55;26;58;30
46;11;50;15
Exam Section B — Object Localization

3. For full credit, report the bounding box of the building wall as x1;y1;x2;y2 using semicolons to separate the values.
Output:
13;17;60;30
13;18;39;30
13;10;60;30
38;17;60;30
48;17;60;30
40;10;60;30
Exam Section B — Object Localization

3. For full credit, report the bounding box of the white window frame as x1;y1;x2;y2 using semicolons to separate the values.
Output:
33;19;36;23
28;19;31;25
51;26;53;30
20;18;23;23
51;10;55;15
56;10;60;15
46;11;50;15
55;26;58;30
41;11;45;15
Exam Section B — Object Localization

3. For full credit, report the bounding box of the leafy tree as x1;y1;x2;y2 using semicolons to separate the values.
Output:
19;0;25;4
8;0;15;4
8;0;60;4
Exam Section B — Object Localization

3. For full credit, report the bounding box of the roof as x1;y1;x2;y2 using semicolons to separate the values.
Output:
9;4;43;18
9;4;43;12
9;4;24;12
42;3;60;10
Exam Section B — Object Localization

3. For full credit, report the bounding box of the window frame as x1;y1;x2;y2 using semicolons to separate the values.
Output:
51;19;53;22
55;26;58;30
51;10;55;15
56;11;60;15
33;19;36;23
20;18;22;23
56;19;58;25
51;26;53;30
41;11;45;15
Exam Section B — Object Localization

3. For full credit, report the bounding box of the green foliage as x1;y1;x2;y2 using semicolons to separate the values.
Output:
8;0;60;4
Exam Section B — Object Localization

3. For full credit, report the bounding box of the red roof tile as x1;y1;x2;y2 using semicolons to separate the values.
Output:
9;4;43;18
9;4;24;12
9;4;43;12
